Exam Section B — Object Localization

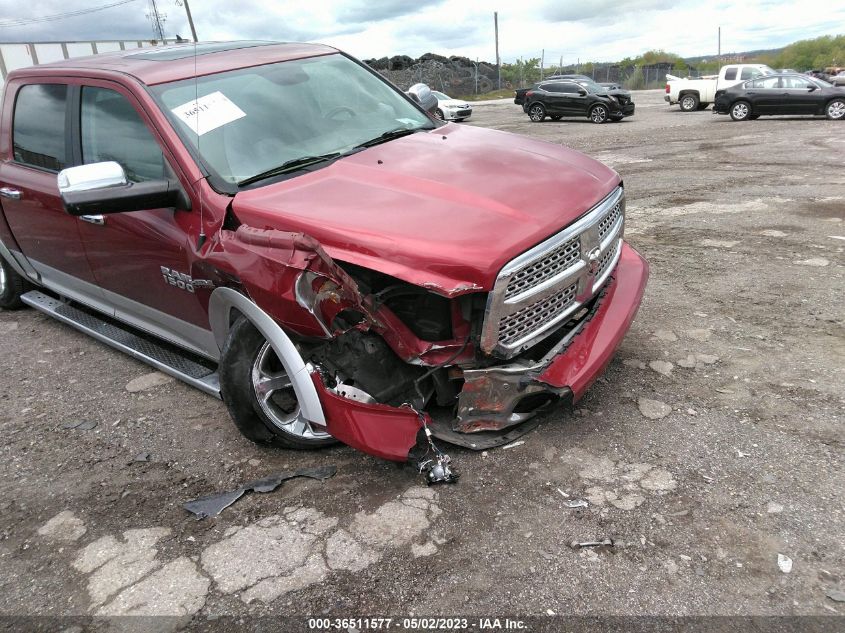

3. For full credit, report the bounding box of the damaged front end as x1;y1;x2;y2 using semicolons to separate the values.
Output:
222;186;648;471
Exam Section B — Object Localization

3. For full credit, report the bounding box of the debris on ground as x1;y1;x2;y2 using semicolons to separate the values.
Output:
826;589;845;603
502;440;525;449
62;420;97;431
564;499;589;509
132;452;151;463
182;465;337;519
570;538;614;549
777;554;793;574
556;488;569;499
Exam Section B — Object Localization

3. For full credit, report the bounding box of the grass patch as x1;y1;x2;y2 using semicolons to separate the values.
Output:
456;89;515;101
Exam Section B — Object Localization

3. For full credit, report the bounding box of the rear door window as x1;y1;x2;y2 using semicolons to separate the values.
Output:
12;84;68;172
81;86;166;182
741;67;762;80
724;67;738;80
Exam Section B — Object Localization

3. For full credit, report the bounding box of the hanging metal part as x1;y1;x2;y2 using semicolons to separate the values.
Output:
404;404;459;485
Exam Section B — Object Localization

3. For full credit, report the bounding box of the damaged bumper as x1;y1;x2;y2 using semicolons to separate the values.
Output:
313;243;648;461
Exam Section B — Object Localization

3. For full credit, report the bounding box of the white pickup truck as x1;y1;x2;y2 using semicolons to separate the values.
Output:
665;64;775;111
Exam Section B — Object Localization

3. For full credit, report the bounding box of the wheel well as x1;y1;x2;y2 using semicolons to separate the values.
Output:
679;90;699;98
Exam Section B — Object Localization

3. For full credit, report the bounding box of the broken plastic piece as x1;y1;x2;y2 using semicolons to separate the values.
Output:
570;538;614;549
565;499;589;509
182;465;337;519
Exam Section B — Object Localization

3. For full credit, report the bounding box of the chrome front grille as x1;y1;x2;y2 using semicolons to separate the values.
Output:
504;236;581;300
481;187;625;357
499;282;579;346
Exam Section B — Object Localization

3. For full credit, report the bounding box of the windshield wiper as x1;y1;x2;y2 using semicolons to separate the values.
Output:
238;152;341;186
353;127;427;150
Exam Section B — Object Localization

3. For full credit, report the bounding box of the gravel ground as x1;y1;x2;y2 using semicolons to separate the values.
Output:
0;89;843;629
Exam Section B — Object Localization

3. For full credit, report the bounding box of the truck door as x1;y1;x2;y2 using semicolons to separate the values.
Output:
72;82;217;358
0;81;105;308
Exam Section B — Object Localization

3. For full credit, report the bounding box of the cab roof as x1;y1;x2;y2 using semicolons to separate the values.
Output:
11;40;338;86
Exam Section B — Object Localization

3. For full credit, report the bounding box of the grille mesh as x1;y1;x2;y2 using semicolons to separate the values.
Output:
504;236;581;300
498;282;578;346
597;203;621;242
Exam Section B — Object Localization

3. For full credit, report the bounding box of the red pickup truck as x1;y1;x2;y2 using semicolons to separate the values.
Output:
0;41;648;473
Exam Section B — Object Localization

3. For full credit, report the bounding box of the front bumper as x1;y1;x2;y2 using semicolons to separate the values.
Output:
616;103;635;117
313;242;648;461
442;107;473;120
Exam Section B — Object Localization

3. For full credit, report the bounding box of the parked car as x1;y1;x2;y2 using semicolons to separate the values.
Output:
430;90;472;121
713;73;845;121
665;64;774;111
0;41;648;471
523;79;635;123
830;71;845;87
545;74;622;90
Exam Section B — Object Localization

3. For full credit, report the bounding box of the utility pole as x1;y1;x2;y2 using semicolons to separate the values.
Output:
147;0;166;42
181;0;198;42
494;12;500;89
540;48;544;80
718;26;721;64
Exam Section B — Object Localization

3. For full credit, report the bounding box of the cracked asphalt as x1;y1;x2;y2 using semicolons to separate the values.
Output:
0;89;843;628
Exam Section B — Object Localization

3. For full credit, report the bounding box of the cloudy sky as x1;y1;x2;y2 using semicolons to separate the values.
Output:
1;0;843;63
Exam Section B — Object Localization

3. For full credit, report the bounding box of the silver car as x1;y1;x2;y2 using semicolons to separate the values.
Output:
432;90;473;121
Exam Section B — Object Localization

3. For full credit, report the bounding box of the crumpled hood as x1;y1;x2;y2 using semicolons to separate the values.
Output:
231;123;620;295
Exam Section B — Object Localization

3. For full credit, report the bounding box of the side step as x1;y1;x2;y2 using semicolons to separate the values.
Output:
21;291;221;398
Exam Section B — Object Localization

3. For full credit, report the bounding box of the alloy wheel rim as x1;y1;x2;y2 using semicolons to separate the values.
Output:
830;102;845;118
0;264;6;296
734;103;748;118
592;107;607;122
530;106;542;120
682;96;695;109
251;342;329;439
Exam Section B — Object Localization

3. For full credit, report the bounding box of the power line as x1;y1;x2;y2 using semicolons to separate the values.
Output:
0;0;141;28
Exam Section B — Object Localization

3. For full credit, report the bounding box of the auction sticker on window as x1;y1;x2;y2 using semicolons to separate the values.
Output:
171;91;246;136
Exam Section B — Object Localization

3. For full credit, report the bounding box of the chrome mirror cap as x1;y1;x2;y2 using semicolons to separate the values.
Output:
57;162;128;194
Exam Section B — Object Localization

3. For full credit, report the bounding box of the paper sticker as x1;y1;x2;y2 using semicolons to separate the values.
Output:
171;91;246;136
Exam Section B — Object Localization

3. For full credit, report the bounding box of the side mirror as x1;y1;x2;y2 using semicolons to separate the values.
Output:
58;162;189;216
406;83;438;114
807;84;817;91
578;88;587;96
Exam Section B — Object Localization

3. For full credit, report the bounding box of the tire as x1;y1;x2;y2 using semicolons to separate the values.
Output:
0;255;28;310
589;104;608;124
219;316;337;450
826;98;845;120
435;108;444;120
550;115;562;121
730;101;751;121
679;93;700;112
528;103;546;122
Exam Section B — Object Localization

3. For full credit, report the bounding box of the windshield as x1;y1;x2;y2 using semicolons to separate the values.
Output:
151;53;434;187
576;80;604;93
431;91;450;100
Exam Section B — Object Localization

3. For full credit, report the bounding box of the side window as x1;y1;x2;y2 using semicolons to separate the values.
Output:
13;84;68;172
81;87;165;182
724;67;738;80
559;84;579;94
785;76;812;89
741;67;760;80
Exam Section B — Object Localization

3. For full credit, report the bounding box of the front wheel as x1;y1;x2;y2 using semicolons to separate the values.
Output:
528;103;546;122
0;255;28;310
826;99;845;120
219;317;336;449
435;108;445;120
679;94;699;112
589;105;608;124
730;101;751;121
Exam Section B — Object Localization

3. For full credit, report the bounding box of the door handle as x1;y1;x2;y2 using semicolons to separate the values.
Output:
0;187;22;200
80;215;106;226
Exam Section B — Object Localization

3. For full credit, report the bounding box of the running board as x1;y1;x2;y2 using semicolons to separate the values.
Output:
21;291;221;398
